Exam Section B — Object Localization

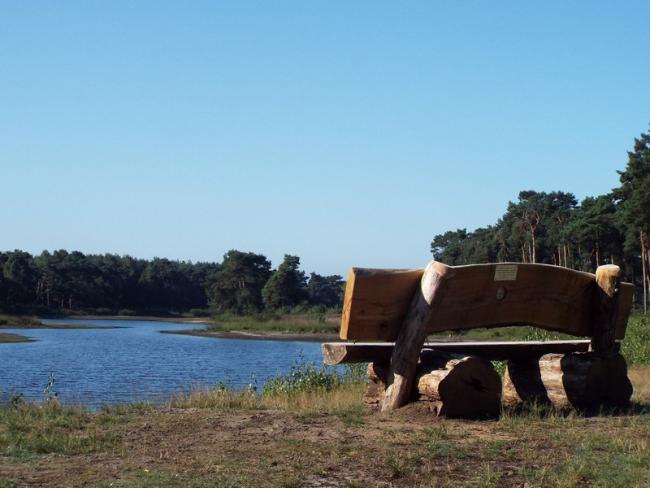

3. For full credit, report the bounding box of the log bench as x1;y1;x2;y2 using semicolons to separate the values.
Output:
322;262;635;417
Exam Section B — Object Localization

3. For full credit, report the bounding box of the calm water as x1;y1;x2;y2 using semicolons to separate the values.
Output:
0;319;326;408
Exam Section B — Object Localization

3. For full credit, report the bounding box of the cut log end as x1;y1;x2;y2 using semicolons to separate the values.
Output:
416;352;502;419
595;264;621;298
365;352;502;419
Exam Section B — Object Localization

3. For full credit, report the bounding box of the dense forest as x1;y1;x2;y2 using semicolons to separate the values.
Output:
3;128;649;316
431;127;650;312
0;250;343;316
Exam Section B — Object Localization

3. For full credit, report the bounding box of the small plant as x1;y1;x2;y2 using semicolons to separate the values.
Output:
523;328;561;341
247;373;258;394
491;360;506;376
43;372;58;405
387;455;407;478
8;394;24;409
262;356;341;396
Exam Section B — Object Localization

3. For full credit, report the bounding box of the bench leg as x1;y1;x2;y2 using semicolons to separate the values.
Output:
381;261;450;412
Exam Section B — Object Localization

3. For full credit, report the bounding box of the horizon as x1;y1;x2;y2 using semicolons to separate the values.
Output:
2;2;649;276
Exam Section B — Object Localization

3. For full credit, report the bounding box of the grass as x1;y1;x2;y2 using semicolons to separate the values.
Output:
0;315;42;327
204;311;340;335
2;313;650;486
0;314;110;330
1;365;649;486
0;401;121;461
621;313;650;366
433;312;650;366
0;333;32;344
170;360;367;414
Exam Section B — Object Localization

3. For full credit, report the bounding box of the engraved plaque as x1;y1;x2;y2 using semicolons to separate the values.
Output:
494;264;518;281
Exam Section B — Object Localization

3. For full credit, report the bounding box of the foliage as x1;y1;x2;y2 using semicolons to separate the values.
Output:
306;272;344;308
431;126;650;305
0;248;344;316
205;250;271;314
621;313;650;366
0;401;118;459
262;255;307;309
262;356;365;396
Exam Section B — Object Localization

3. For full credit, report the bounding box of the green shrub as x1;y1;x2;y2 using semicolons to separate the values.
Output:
117;309;137;316
188;308;209;317
262;356;365;396
622;313;650;366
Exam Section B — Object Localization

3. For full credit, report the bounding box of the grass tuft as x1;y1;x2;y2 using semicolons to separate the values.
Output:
0;402;120;460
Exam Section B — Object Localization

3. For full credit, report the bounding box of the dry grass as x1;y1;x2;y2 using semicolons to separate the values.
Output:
1;366;649;487
205;312;341;335
630;367;650;402
169;382;366;414
0;333;31;343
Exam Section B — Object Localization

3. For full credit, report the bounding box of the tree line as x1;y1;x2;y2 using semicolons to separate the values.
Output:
431;127;650;312
0;249;344;315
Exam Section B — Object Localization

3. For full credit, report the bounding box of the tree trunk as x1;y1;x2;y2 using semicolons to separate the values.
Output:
531;232;536;263
591;264;620;356
364;361;389;405
503;352;632;410
415;352;502;418
365;353;502;419
564;244;569;268
641;230;648;314
381;262;450;411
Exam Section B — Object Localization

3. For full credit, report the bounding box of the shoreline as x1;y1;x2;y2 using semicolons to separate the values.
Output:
0;332;34;343
162;328;338;343
0;323;123;330
3;313;342;341
44;314;210;324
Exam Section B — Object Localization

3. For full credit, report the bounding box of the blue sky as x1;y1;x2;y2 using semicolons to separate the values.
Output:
2;1;649;276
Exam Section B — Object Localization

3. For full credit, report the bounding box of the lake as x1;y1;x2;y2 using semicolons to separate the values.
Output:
0;319;326;409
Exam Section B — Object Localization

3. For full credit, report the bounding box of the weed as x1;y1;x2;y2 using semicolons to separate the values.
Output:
275;475;303;488
102;470;246;488
262;354;362;396
387;454;408;478
469;463;501;488
42;372;58;405
334;404;365;426
422;424;451;441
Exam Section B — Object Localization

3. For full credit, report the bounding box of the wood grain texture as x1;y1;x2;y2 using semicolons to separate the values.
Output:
382;262;450;411
340;267;423;340
321;340;593;365
340;262;635;341
415;352;502;418
363;361;390;406
503;352;632;409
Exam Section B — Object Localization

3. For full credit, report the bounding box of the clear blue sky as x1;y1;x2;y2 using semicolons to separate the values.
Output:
2;1;649;276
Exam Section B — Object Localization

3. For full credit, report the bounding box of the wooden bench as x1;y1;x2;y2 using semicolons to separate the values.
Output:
323;261;635;417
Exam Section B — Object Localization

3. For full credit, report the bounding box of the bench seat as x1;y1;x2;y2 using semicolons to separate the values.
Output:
322;339;597;365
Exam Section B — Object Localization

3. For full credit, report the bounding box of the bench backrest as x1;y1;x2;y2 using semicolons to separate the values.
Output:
341;262;635;341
